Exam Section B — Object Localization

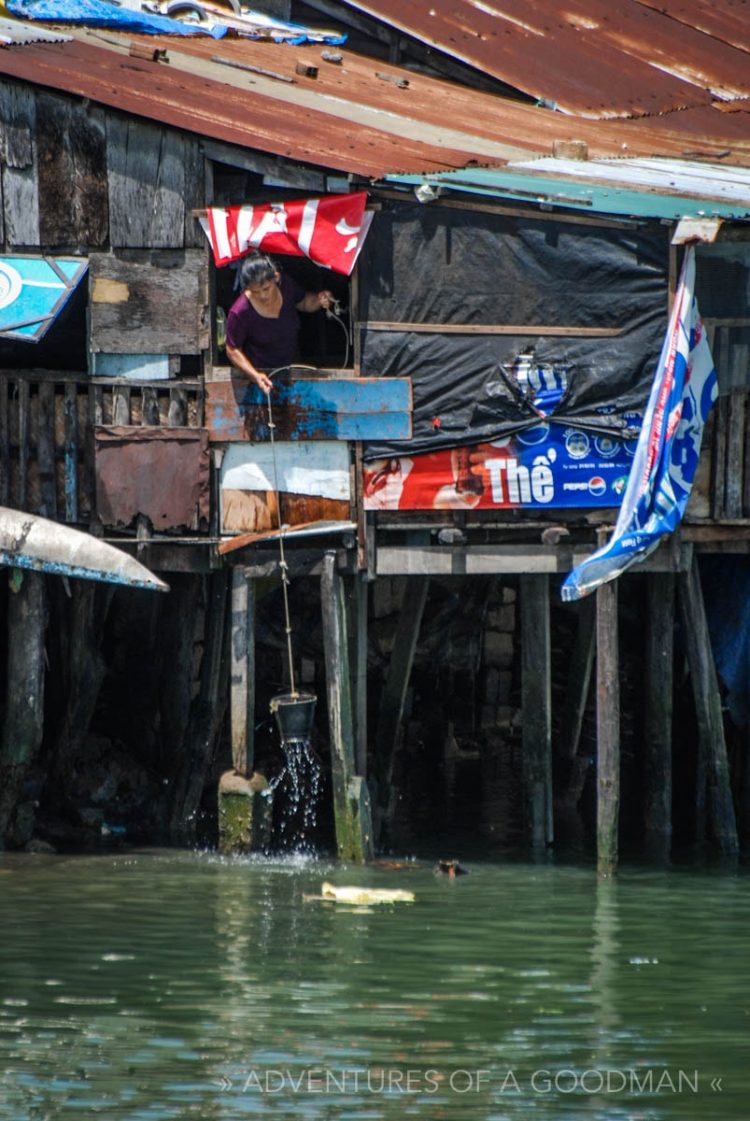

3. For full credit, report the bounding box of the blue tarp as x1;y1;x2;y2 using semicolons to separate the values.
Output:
7;0;227;36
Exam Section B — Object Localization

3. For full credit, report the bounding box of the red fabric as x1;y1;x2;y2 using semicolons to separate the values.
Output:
205;192;370;275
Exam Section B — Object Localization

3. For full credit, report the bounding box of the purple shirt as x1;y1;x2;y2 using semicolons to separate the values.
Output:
226;273;306;371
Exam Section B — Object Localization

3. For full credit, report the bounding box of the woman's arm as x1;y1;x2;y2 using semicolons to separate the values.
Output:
225;344;273;395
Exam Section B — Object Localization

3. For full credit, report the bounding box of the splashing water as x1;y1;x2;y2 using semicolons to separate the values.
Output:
266;737;325;853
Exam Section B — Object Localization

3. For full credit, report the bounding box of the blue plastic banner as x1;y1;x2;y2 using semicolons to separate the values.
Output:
561;247;716;601
0;256;88;342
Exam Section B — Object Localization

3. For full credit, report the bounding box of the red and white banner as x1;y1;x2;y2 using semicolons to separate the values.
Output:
202;191;372;275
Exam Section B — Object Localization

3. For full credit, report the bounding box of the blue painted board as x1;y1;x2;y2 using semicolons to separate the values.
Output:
206;373;412;442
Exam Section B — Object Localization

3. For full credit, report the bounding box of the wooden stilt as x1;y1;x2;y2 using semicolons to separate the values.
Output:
557;596;595;835
373;575;429;844
219;568;264;854
0;571;46;846
321;551;373;862
678;559;738;855
520;574;553;850
644;573;674;858
169;570;230;846
229;567;255;778
47;581;113;796
352;573;369;778
596;579;620;877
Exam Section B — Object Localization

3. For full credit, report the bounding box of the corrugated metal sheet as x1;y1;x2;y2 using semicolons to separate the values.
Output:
332;0;750;118
0;36;482;177
0;15;70;42
0;15;748;179
387;160;750;220
94;426;210;529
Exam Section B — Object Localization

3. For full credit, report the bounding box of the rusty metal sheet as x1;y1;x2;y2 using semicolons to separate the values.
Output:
0;38;478;177
94;425;209;530
333;0;750;118
1;23;749;178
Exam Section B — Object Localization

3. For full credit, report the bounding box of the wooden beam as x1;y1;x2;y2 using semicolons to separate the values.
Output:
375;543;692;576
363;321;623;337
321;551;373;862
229;568;255;778
596;579;620;877
644;573;674;859
373;575;429;843
678;559;738;855
520;574;553;850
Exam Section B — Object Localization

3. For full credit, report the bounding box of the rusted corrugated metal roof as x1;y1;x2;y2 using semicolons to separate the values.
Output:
331;0;750;119
0;17;749;179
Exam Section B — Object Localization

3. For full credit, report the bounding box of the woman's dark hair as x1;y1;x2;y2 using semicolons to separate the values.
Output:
239;252;279;290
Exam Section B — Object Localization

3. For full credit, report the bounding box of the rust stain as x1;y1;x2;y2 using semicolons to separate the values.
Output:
94;426;210;530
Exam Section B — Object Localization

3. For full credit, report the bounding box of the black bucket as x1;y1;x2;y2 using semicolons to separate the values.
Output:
270;692;317;743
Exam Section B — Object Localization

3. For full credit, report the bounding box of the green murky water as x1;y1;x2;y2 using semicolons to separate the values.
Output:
0;850;748;1119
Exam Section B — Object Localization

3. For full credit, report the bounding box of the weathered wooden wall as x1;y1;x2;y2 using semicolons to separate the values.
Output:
0;371;204;523
0;83;205;253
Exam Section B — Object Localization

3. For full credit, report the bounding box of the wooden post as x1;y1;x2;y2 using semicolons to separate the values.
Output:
229;567;255;778
557;596;595;834
596;579;620;877
47;581;113;797
520;574;553;850
169;570;230;846
348;572;369;778
373;575;429;843
219;568;265;854
678;559;738;855
644;573;674;858
0;570;46;846
321;551;373;862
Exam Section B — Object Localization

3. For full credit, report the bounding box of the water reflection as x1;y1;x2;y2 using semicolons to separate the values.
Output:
0;854;749;1119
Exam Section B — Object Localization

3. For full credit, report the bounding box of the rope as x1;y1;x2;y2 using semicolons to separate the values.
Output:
266;388;297;698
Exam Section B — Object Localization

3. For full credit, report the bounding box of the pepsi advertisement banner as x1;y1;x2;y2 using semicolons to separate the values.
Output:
363;419;639;511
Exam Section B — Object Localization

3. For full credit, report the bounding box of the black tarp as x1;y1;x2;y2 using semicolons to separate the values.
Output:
358;203;670;458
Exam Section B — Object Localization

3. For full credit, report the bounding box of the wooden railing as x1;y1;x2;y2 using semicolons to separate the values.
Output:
0;371;204;524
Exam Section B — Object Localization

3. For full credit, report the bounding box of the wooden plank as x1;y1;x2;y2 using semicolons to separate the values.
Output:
321;551;374;862
725;389;746;518
112;385;131;427
141;386;161;427
0;84;39;247
678;559;738;855
229;569;255;777
644;573;674;859
37;92;108;247
520;574;553;849
596;578;620;877
63;382;79;523
353;572;368;777
106;117;187;248
89;250;207;354
168;386;188;427
363;321;623;337
375;541;692;577
37;380;57;520
206;374;412;442
184;135;207;250
373;575;429;844
92;354;171;380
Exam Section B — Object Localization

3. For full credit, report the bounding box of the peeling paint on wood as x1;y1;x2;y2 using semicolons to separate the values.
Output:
206;372;412;442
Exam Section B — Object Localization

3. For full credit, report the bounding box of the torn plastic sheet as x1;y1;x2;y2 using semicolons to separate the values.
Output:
7;0;227;35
